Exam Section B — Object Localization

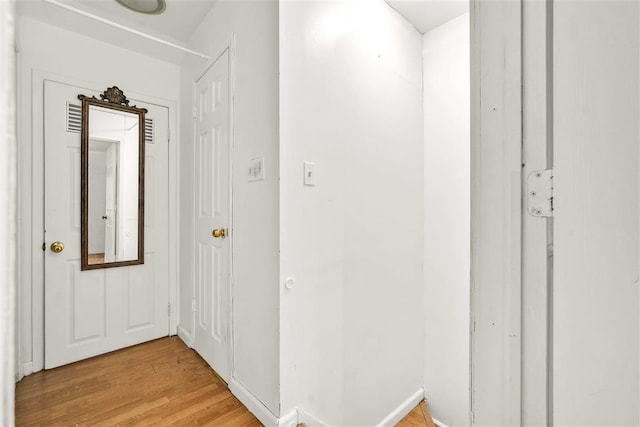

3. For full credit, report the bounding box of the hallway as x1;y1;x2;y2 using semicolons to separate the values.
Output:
15;337;261;425
15;337;435;426
6;0;467;424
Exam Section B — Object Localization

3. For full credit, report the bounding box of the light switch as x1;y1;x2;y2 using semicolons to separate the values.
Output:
248;157;265;182
304;161;315;186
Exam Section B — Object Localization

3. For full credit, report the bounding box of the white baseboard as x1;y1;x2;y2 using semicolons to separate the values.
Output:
176;325;192;348
278;409;298;427
433;418;449;427
288;389;424;427
22;361;33;377
229;378;287;426
377;388;425;426
297;408;326;426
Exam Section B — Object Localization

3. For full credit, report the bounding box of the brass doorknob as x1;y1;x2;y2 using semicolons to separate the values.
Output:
50;242;64;253
212;229;226;239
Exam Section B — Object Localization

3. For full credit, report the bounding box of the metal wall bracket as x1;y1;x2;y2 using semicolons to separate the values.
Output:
527;169;553;217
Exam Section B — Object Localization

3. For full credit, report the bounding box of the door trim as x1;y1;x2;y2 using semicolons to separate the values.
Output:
521;0;553;424
0;2;17;420
20;70;179;373
470;0;523;425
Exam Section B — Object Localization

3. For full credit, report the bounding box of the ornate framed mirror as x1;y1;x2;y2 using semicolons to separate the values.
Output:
79;87;146;270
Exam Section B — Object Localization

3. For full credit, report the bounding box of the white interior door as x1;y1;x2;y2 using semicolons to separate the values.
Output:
193;49;231;382
44;80;170;369
104;142;118;263
553;1;639;424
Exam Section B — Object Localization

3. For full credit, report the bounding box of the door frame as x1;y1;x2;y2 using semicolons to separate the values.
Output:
469;0;527;425
187;37;236;382
520;0;554;424
0;0;16;424
20;70;179;374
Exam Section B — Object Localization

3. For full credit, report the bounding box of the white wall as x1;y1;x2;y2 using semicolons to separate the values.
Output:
178;0;281;416
279;1;424;424
16;16;180;375
422;13;470;427
0;0;16;424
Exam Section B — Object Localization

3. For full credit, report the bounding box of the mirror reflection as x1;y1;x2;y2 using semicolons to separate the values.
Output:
80;87;145;270
87;106;140;264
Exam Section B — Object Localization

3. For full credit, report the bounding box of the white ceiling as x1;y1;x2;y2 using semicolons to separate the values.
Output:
385;0;468;34
16;0;217;63
18;0;217;43
74;0;217;43
16;0;468;64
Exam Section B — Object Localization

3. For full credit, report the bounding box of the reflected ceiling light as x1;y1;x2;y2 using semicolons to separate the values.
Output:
115;0;166;15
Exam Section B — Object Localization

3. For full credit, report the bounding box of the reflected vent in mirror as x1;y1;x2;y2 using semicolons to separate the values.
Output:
145;118;154;144
67;102;82;133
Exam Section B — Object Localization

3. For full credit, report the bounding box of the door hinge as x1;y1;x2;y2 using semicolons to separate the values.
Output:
191;299;196;313
527;169;554;218
168;128;171;143
192;106;197;119
167;302;171;317
42;242;46;251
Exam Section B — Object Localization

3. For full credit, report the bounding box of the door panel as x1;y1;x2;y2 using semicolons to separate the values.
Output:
194;49;231;382
44;80;170;368
70;263;105;343
553;1;639;424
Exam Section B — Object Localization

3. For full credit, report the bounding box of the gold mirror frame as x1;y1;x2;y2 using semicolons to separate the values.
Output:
79;87;147;271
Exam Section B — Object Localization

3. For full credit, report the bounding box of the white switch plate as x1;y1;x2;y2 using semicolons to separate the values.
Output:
248;157;265;182
304;161;315;186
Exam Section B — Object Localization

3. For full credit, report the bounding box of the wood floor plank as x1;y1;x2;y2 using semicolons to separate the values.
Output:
16;336;440;427
419;401;437;427
15;337;260;426
396;405;428;426
394;400;438;427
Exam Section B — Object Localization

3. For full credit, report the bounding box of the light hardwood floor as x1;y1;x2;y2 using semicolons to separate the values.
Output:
15;337;435;426
395;401;437;427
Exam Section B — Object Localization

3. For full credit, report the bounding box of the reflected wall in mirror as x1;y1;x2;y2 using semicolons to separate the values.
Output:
79;87;147;270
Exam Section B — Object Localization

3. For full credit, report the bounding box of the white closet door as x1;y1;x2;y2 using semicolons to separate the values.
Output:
44;80;170;368
193;49;232;382
553;1;639;424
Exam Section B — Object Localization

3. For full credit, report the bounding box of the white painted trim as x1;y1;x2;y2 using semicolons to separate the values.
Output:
229;378;280;426
228;31;237;386
278;409;298;427
167;86;180;337
521;0;552;424
0;0;16;424
195;36;234;83
20;69;179;373
176;325;192;348
41;0;209;60
26;68;45;373
433;418;450;427
22;362;33;377
469;0;522;425
297;408;326;427
189;78;197;355
377;388;424;427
